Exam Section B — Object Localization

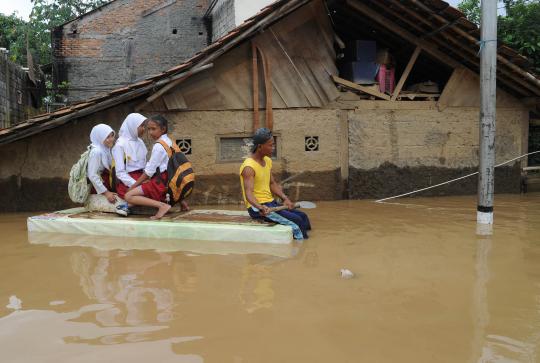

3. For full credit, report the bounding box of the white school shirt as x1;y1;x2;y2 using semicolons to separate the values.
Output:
87;147;109;194
112;143;147;187
144;134;172;177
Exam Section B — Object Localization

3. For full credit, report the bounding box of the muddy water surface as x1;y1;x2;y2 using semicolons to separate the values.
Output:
1;194;540;363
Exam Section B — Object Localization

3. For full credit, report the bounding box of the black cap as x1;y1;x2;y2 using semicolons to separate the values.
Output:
252;128;272;153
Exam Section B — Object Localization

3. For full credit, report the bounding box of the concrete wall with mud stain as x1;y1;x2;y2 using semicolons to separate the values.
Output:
166;109;346;205
0;107;346;211
0;100;529;212
0;102;136;212
347;101;528;199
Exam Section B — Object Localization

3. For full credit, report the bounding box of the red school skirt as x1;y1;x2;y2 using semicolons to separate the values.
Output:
90;170;112;194
115;170;144;199
142;171;168;202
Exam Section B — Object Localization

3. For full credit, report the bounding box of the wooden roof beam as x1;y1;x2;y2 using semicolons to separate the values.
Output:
391;46;421;101
345;0;461;69
372;0;540;96
405;0;540;91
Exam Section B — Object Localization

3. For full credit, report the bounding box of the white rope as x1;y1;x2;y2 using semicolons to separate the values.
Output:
375;151;540;203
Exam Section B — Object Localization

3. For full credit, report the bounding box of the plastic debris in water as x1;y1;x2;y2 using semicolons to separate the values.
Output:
6;295;22;310
49;300;66;306
340;269;355;279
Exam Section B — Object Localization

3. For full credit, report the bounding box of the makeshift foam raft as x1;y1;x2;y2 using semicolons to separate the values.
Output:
27;207;293;244
27;232;297;258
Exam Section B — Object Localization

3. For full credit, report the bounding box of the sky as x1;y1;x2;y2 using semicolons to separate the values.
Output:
0;0;496;22
0;0;33;20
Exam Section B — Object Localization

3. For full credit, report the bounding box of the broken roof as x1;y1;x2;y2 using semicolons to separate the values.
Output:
1;0;539;146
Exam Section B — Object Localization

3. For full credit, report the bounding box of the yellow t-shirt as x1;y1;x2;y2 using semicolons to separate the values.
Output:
239;156;274;208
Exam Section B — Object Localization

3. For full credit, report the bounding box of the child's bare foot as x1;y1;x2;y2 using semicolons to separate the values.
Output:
150;203;171;220
180;200;190;211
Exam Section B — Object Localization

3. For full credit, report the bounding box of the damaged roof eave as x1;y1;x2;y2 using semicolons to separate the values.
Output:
339;0;540;99
0;0;311;146
2;0;540;146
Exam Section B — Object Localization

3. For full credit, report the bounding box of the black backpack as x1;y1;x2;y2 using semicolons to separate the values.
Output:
157;140;195;205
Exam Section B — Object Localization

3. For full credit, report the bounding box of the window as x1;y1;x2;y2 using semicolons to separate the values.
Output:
218;136;278;162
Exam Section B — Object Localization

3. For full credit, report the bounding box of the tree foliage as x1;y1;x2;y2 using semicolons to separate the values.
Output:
0;13;29;64
499;0;540;73
458;0;481;25
28;0;108;64
0;0;107;66
459;0;540;73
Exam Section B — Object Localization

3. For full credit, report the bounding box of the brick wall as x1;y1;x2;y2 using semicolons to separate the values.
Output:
0;54;32;128
53;0;209;102
210;0;235;41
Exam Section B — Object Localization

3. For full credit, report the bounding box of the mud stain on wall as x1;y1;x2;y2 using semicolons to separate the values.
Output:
348;163;521;199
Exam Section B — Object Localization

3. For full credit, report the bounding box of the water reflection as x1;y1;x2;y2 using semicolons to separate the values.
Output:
70;250;188;327
239;257;276;314
471;235;492;363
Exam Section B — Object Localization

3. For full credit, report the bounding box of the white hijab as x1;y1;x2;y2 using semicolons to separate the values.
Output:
116;113;147;162
90;124;114;169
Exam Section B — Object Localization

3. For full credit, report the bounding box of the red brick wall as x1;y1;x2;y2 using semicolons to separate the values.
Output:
57;38;103;58
79;0;163;34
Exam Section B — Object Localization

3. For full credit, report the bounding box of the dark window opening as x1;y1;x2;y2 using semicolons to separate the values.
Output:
172;28;178;35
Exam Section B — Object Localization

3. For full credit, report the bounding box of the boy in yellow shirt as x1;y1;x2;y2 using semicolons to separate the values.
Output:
240;128;311;239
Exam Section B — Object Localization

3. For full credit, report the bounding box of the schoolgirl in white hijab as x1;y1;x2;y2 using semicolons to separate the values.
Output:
112;113;148;198
88;124;116;203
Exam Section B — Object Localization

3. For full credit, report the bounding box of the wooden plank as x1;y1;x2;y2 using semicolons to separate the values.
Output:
162;90;187;110
310;58;340;102
293;56;325;106
273;15;339;104
437;67;468;111
146;63;213;103
391;46;421;101
174;73;225;110
258;46;273;130
252;42;260;129
266;28;322;106
253;31;310;107
523;166;540;171
331;75;391;100
398;93;440;100
211;42;262;109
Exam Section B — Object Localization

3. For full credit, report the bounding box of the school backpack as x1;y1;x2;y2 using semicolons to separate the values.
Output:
157;140;195;206
68;146;92;203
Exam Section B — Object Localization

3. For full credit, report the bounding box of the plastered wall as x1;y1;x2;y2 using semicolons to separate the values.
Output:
348;102;528;170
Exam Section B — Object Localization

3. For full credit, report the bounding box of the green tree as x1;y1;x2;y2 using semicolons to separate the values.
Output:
458;0;481;25
28;0;108;64
458;0;540;73
498;0;540;73
0;13;29;64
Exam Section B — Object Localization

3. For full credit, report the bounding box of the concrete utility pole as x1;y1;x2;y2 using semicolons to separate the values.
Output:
477;0;498;227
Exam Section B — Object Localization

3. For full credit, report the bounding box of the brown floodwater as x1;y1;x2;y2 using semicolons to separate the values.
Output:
1;194;540;363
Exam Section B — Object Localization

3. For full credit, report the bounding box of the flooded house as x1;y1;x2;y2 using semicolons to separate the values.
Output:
0;0;539;212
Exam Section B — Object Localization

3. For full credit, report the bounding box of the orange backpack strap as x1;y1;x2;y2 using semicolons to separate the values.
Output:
157;140;174;158
171;142;181;154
